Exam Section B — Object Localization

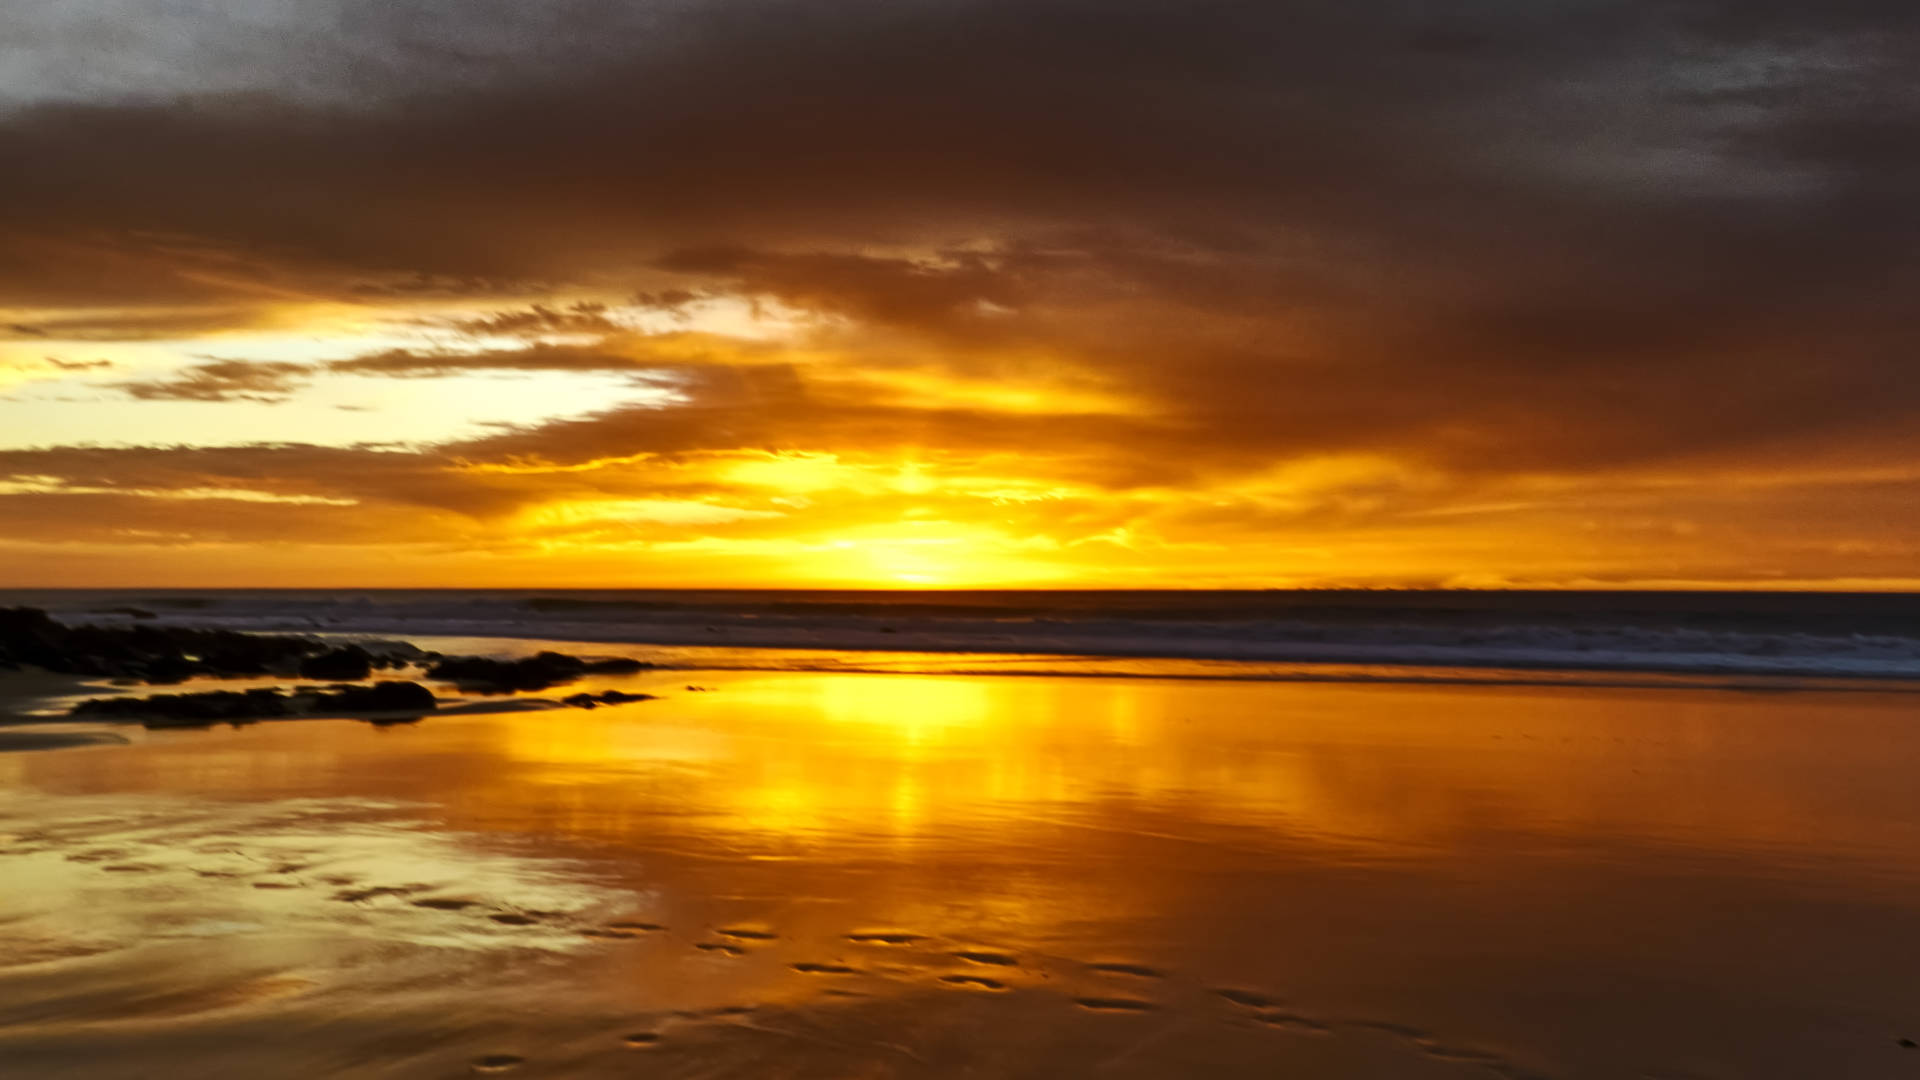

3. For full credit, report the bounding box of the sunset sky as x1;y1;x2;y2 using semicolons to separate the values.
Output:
3;0;1916;589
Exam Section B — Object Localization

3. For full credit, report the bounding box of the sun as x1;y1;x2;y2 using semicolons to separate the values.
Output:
809;526;1058;588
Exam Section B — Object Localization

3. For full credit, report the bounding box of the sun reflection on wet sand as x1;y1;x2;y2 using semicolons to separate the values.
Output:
5;671;1920;1077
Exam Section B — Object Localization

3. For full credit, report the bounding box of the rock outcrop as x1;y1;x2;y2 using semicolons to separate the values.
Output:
0;607;415;684
426;651;652;692
69;680;438;727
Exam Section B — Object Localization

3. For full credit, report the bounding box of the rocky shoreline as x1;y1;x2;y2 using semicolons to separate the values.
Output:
1;607;657;728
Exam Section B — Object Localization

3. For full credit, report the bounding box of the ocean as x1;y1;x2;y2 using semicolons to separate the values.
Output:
7;587;1920;684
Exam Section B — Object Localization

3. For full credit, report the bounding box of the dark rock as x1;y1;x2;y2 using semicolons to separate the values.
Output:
598;690;656;704
427;651;591;692
70;681;436;724
532;650;588;678
0;607;69;671
561;689;657;709
1;607;435;686
2;606;333;682
300;646;374;681
71;688;297;723
194;646;273;676
140;655;204;685
311;681;437;714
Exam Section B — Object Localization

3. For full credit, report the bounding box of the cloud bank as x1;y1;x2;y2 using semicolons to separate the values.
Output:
2;0;1916;586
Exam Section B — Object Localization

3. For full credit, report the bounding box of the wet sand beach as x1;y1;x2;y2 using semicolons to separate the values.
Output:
4;663;1920;1077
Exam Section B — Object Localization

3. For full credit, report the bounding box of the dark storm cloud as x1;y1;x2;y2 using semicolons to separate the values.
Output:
2;0;1918;489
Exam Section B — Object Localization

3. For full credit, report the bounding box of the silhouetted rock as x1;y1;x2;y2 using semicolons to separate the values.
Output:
427;651;587;691
311;681;436;713
140;655;203;685
423;650;653;692
599;689;656;704
0;606;420;684
72;688;298;723
70;681;436;724
561;689;658;708
300;646;374;681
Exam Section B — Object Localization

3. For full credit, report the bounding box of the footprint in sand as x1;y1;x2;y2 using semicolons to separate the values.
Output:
951;950;1017;967
102;863;160;873
1253;1011;1332;1036
716;928;777;941
791;962;860;975
1350;1020;1427;1039
1074;997;1158;1012
674;1005;756;1018
940;975;1007;991
1214;988;1283;1009
252;881;301;890
1086;963;1163;979
470;1054;525;1073
622;1033;662;1048
695;942;745;956
1412;1041;1506;1066
1346;1019;1542;1079
846;931;924;946
582;921;665;939
411;898;475;911
334;885;425;903
1409;1035;1541;1078
488;913;541;926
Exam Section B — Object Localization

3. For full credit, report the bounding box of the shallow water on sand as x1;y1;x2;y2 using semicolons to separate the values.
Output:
5;668;1920;1077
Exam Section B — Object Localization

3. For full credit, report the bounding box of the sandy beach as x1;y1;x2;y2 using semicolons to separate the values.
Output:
5;656;1920;1078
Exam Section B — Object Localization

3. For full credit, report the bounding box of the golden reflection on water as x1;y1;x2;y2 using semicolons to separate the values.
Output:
7;672;1920;1077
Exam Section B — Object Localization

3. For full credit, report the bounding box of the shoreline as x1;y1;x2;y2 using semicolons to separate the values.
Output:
366;625;1920;688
